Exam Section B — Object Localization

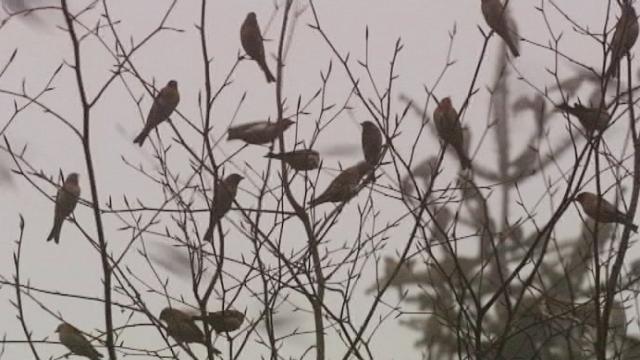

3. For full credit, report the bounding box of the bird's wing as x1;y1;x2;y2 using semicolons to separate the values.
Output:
56;185;79;217
241;21;266;59
63;332;100;359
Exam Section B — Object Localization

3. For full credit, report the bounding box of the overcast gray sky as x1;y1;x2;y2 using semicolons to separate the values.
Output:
0;0;636;359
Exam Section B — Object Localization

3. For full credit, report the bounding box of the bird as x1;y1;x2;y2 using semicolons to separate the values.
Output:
133;80;180;146
55;323;102;360
575;192;638;232
240;12;276;83
193;309;245;333
481;0;520;57
265;149;320;171
606;0;639;78
227;119;295;145
309;161;373;207
557;102;610;134
361;121;383;166
433;97;472;169
47;173;81;244
203;174;244;241
159;308;220;354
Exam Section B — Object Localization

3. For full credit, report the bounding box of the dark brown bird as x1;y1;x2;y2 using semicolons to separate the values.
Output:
203;174;244;241
606;1;639;78
47;173;81;244
133;80;180;146
481;0;520;57
575;192;638;232
159;308;220;354
227;119;294;145
309;161;373;207
361;121;383;166
557;102;610;134
433;97;471;169
265;149;320;170
241;12;276;83
56;323;102;360
194;309;245;333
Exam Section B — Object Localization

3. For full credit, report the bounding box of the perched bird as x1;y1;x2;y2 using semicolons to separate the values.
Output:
47;173;81;244
241;12;276;83
265;149;320;171
575;192;638;232
557;102;610;134
227;119;295;145
194;309;245;333
433;97;472;169
606;1;639;78
159;308;220;354
55;323;102;360
133;80;180;146
309;161;373;207
361;121;383;166
481;0;520;57
203;174;244;241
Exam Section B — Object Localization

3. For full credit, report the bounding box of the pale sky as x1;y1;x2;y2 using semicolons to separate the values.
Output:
0;0;636;359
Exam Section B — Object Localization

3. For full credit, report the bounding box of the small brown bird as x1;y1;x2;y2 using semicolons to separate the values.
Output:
133;80;180;146
203;174;244;241
309;161;373;207
159;308;220;354
194;309;245;333
265;149;320;170
227;119;295;145
361;121;383;166
241;12;275;83
606;1;639;78
481;0;520;57
557;102;610;134
47;173;81;244
575;192;638;232
55;323;102;360
433;97;472;169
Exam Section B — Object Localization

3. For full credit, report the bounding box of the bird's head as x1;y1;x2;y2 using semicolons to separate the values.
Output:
167;80;178;89
66;173;79;185
279;118;295;129
574;192;589;204
439;97;453;111
355;160;375;176
159;307;173;322
226;174;245;187
247;12;257;21
55;323;73;334
361;121;377;130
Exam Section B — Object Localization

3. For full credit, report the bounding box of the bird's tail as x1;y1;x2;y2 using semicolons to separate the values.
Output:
455;147;472;170
46;221;62;244
203;214;219;242
133;127;150;146
605;58;620;79
503;35;520;58
227;128;241;141
258;60;276;83
308;197;323;208
203;225;213;242
557;102;573;113
264;152;282;160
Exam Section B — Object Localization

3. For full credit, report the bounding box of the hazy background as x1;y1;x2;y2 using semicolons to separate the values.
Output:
0;0;633;358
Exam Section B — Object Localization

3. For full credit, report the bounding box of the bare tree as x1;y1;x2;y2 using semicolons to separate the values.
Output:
1;1;640;360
